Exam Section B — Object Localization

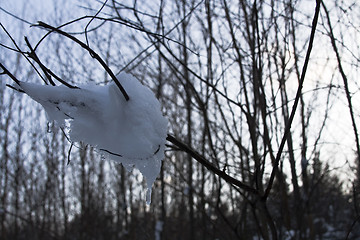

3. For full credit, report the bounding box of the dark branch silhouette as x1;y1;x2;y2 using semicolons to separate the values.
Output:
34;21;130;101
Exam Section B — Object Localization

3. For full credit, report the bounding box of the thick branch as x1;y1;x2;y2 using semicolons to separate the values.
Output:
166;134;259;195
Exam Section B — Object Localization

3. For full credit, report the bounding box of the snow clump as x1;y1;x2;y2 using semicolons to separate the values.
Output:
20;73;168;202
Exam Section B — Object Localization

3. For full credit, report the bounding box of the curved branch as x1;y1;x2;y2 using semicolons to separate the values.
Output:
34;21;130;101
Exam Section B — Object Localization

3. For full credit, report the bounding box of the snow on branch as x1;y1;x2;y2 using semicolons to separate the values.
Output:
18;73;168;194
33;21;130;101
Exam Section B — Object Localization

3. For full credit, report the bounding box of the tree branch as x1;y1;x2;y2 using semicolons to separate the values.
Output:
0;62;21;86
34;21;130;101
263;0;321;200
166;134;259;195
24;37;79;88
322;1;360;162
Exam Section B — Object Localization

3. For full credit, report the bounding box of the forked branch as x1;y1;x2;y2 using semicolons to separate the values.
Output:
34;21;130;101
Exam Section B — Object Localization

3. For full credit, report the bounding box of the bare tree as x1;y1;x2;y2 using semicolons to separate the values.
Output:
1;0;360;239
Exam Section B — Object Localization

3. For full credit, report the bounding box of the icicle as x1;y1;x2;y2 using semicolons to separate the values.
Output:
146;187;152;205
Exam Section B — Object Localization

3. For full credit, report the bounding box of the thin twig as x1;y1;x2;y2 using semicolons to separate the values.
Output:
0;6;33;25
85;0;108;48
322;1;360;161
345;215;360;240
100;144;160;160
5;84;24;93
113;0;203;73
0;23;47;85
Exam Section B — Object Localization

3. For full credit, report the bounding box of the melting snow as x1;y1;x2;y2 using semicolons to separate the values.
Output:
19;73;168;201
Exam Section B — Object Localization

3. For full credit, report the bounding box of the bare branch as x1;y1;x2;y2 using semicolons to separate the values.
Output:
322;1;360;161
24;37;78;88
0;23;48;85
85;0;108;48
263;0;321;200
166;134;259;195
34;21;130;101
0;62;21;86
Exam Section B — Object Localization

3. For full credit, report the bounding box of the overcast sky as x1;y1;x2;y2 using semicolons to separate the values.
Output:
1;0;360;187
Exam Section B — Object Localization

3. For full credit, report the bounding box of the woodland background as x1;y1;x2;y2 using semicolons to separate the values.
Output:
0;0;360;239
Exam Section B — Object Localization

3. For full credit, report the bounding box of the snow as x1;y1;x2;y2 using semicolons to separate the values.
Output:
146;188;152;205
155;220;164;240
19;73;168;200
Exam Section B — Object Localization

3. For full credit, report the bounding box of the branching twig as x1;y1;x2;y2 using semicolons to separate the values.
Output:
322;1;360;162
0;23;48;85
85;0;108;48
34;21;130;101
24;37;56;86
24;37;78;88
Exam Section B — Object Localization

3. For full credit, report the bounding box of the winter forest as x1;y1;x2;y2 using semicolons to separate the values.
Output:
0;0;360;239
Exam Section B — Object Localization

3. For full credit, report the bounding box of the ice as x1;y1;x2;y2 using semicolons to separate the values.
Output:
19;73;168;192
146;188;152;205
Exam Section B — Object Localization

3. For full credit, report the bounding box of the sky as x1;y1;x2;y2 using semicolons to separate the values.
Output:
1;0;360;188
